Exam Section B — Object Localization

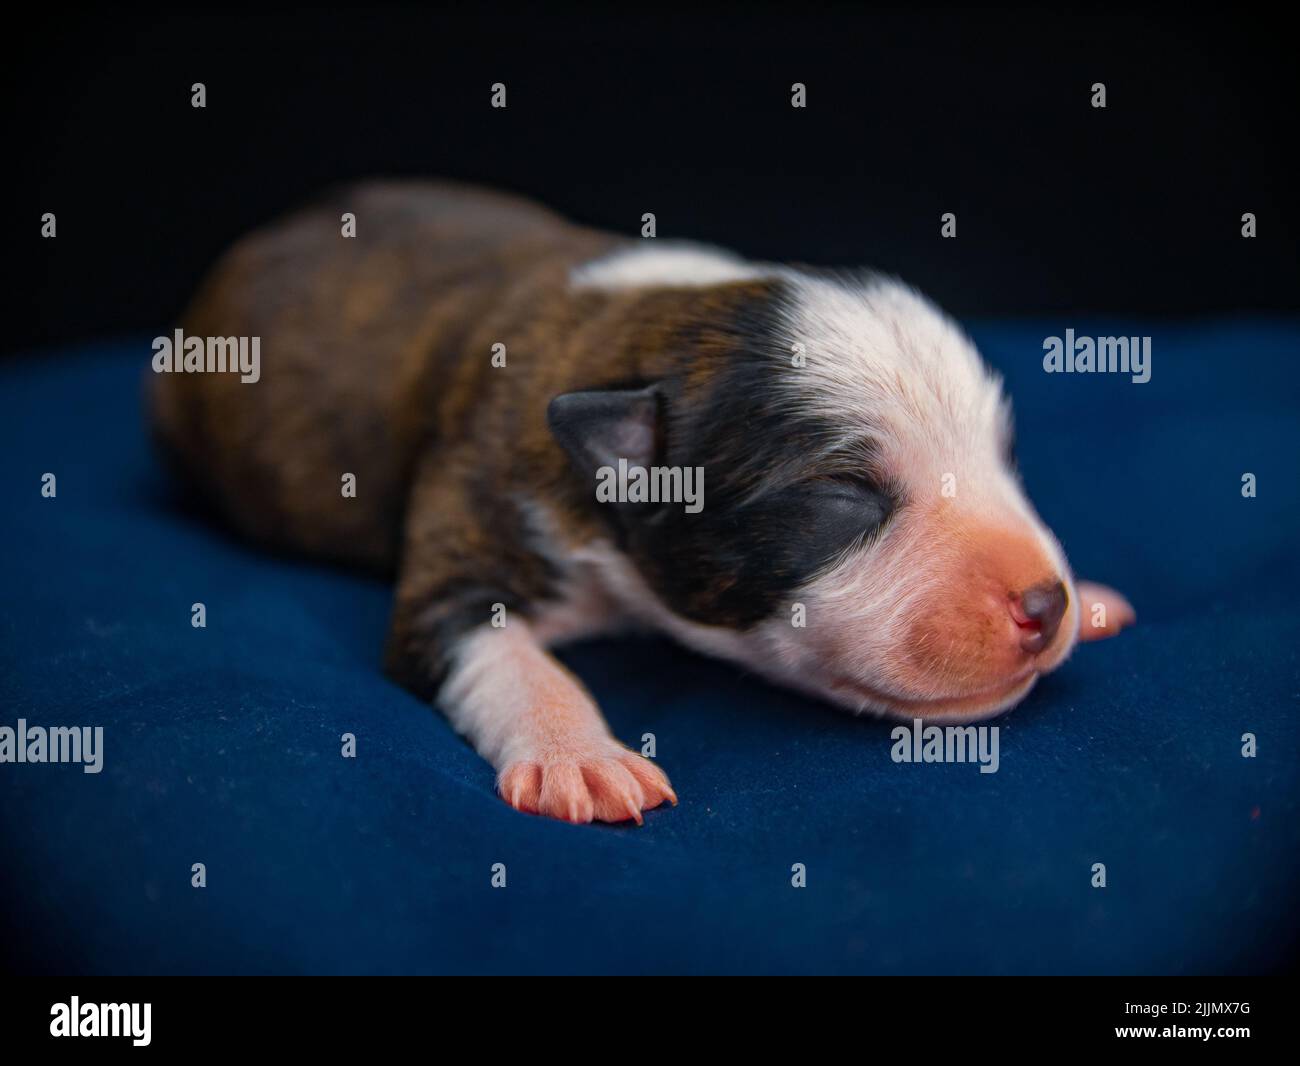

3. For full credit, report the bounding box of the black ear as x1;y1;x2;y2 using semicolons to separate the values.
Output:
547;386;661;479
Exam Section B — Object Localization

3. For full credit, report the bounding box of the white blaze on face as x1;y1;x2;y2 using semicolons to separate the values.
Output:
758;274;1080;720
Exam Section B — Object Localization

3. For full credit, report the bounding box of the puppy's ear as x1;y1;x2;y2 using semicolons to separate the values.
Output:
547;386;660;480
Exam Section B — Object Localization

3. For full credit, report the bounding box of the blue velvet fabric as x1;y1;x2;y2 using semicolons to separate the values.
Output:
2;321;1297;975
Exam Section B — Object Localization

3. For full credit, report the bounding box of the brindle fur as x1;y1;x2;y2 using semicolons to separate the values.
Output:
153;181;791;697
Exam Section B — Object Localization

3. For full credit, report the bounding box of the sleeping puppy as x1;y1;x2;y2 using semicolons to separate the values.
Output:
152;180;1134;825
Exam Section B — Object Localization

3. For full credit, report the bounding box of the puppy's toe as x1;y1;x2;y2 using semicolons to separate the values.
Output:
537;762;595;824
617;751;678;810
581;759;648;825
498;761;543;814
1075;580;1136;641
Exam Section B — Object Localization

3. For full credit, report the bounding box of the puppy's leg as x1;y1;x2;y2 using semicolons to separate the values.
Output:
442;621;675;824
383;448;673;824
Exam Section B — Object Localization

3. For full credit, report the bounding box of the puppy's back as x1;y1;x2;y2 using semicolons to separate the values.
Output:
151;180;614;571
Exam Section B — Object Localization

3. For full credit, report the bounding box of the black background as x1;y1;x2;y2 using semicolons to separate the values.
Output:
6;2;1297;356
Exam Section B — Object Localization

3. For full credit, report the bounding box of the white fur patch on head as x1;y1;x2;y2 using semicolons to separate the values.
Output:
758;272;1078;717
570;240;770;291
778;271;1069;554
777;274;1012;493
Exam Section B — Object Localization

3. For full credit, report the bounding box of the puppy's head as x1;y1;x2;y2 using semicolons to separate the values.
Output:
549;271;1077;721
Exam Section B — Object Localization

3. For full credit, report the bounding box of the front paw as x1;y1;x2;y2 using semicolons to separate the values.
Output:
1075;580;1136;641
497;740;677;825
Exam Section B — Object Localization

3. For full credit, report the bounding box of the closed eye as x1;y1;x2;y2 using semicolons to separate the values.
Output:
805;476;894;545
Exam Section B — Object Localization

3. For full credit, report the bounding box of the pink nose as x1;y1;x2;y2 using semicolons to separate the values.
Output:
1011;581;1067;653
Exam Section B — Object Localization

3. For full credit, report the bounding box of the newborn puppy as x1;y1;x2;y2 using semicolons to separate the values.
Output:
152;181;1134;825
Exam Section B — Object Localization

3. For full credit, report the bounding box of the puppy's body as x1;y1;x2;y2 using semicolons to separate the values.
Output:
156;182;616;573
155;180;1132;824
